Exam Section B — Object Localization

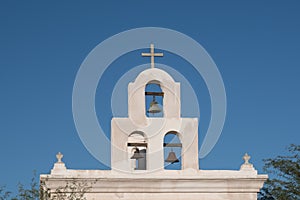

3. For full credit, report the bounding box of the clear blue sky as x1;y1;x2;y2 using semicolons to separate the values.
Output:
1;0;300;193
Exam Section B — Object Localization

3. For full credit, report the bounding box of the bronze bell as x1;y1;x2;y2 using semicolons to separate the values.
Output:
147;96;161;114
165;150;179;164
130;148;144;159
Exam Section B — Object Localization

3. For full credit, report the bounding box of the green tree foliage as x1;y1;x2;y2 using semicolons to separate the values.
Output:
0;171;39;200
0;186;11;200
14;172;39;200
0;171;89;200
258;144;300;200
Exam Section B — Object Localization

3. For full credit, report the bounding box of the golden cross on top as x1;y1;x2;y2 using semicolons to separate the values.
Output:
141;44;163;68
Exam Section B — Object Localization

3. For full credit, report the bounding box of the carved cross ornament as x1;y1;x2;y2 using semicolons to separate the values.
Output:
243;153;251;164
56;152;63;163
141;44;163;68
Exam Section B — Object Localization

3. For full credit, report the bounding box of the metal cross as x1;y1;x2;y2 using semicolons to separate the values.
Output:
141;44;163;68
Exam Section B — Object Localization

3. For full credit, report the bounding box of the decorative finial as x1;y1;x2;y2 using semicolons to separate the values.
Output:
240;152;255;171
51;152;67;174
243;153;251;164
141;44;163;68
56;152;63;163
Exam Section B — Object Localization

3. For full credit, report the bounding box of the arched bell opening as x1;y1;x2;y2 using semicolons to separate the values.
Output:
163;131;182;170
145;82;163;117
127;131;147;170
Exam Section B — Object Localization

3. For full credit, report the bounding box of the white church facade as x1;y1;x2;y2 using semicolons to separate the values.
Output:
40;44;267;200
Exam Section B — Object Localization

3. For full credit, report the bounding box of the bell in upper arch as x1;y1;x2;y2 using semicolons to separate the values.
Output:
165;150;179;164
130;147;144;159
147;96;161;114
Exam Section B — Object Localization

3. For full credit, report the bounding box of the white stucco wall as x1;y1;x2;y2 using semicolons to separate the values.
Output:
40;67;267;200
111;68;199;172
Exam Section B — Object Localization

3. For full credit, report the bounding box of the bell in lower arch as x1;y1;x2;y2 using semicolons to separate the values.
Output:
165;150;179;164
147;96;161;114
130;148;144;159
